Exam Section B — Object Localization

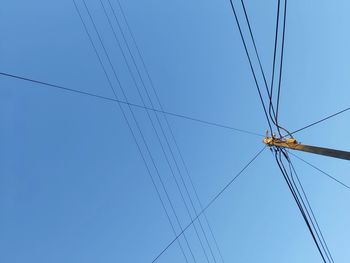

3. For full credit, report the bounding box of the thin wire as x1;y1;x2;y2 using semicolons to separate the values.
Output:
99;1;210;260
289;106;350;136
107;1;220;261
72;1;190;261
151;146;266;262
0;71;263;138
81;0;200;261
228;0;273;133
288;151;350;190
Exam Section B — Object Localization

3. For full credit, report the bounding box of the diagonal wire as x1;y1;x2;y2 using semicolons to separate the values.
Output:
0;71;263;138
288;151;350;190
151;146;266;262
99;0;210;261
72;1;191;261
107;0;222;261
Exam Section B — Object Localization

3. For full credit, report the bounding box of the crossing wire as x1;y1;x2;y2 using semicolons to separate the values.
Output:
99;0;212;261
151;146;266;262
72;1;192;261
106;0;223;261
0;71;263;138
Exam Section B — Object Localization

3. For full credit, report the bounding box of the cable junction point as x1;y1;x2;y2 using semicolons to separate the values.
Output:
263;132;350;161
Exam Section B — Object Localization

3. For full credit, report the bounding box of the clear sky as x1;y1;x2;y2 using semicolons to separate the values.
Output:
1;0;349;262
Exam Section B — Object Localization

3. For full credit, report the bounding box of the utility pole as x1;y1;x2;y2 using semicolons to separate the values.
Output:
263;135;350;161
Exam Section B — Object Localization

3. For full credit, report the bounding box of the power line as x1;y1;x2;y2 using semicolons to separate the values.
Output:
99;0;211;260
151;146;266;262
109;0;223;261
228;0;273;133
274;150;328;263
72;1;191;261
290;106;350;136
81;0;200;260
239;0;278;128
289;151;350;190
0;71;263;137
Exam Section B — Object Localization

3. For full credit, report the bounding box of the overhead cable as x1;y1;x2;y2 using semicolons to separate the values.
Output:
73;0;191;261
0;71;263;137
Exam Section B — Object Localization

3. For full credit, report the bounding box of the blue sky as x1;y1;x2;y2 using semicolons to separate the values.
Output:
1;0;349;262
